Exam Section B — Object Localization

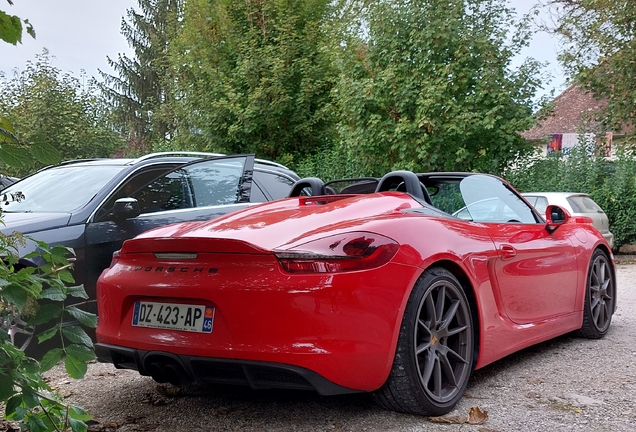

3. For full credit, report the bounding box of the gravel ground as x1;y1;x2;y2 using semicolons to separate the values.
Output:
13;261;636;431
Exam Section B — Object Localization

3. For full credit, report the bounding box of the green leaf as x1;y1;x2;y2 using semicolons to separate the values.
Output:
37;326;59;343
28;303;62;326
0;119;19;144
65;344;96;362
0;144;27;167
64;353;88;379
40;286;66;301
51;244;75;259
30;141;60;165
57;269;75;284
24;19;35;39
21;358;41;374
65;306;97;328
0;372;15;399
68;405;92;421
0;285;28;311
22;390;39;408
0;127;17;144
0;116;16;134
66;285;89;299
61;325;93;348
0;11;22;45
10;406;27;421
39;348;64;372
27;415;47;432
69;418;88;432
5;395;23;419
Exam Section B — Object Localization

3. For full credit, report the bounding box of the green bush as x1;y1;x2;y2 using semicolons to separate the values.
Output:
1;231;96;432
293;144;369;181
503;144;636;250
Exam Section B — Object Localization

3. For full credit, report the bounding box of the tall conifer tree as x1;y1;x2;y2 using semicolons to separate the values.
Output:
100;0;180;154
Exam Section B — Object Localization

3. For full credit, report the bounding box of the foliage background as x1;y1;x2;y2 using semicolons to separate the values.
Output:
0;53;123;176
504;142;636;249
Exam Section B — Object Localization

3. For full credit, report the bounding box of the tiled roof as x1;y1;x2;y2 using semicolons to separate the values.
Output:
521;85;608;140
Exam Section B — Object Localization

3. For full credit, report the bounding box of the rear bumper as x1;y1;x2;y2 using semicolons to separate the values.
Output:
96;343;361;396
97;254;422;391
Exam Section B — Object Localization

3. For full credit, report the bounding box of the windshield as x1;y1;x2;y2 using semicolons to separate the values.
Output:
457;175;538;223
1;165;125;213
427;174;539;224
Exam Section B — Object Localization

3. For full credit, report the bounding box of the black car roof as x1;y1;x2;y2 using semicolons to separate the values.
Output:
40;152;297;177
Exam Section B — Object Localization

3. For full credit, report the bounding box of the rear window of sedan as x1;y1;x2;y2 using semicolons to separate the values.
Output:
567;196;603;214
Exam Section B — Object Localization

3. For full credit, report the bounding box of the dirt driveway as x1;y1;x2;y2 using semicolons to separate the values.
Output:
37;261;636;432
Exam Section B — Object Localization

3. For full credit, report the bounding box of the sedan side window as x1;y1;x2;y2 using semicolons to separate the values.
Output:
183;158;246;207
136;171;189;212
95;167;181;221
95;156;251;222
253;171;296;201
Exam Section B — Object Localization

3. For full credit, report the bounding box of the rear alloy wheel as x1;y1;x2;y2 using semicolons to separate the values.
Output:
577;249;615;339
0;309;35;351
374;267;474;415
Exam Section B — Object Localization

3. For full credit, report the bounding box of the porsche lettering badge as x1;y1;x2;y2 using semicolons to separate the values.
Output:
133;266;218;274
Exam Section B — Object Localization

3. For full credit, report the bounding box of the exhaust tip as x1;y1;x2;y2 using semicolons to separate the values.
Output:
165;364;193;387
147;362;169;384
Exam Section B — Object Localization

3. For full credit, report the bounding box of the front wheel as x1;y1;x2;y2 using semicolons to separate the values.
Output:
374;267;474;415
576;249;615;339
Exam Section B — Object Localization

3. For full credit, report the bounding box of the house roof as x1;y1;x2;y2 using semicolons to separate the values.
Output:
521;85;609;141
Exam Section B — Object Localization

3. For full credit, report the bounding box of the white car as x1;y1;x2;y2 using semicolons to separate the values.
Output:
523;192;614;248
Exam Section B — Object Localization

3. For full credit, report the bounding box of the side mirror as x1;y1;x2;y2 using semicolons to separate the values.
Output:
113;197;140;221
545;204;570;233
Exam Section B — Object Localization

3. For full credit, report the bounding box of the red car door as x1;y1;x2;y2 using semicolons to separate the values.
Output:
483;222;579;324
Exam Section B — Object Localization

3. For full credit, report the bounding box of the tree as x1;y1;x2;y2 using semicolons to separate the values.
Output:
170;0;339;163
100;0;181;155
542;0;636;138
332;0;544;175
0;52;123;176
0;0;48;171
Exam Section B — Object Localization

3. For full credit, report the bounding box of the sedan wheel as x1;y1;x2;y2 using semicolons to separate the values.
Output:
374;267;474;415
0;309;34;351
577;249;615;339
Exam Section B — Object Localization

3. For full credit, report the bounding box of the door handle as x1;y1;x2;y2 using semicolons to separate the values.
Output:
500;244;517;260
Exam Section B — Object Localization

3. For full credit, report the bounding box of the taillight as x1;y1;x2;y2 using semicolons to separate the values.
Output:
274;232;399;273
570;216;594;226
109;250;120;268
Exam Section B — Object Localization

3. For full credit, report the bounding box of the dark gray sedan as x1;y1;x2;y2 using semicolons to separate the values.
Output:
0;152;299;349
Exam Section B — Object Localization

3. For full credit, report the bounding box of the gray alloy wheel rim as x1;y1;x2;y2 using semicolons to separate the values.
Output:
414;279;472;403
0;309;34;351
589;254;614;332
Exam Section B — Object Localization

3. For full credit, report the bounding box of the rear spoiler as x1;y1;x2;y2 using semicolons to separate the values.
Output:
120;237;269;255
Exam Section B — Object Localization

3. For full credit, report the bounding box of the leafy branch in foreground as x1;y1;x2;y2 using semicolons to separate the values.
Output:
1;233;96;432
0;2;35;45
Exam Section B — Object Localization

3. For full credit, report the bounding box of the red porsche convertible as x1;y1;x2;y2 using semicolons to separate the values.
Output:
95;171;616;416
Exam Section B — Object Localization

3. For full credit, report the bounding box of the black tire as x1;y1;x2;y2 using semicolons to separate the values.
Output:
576;249;615;339
374;267;474;416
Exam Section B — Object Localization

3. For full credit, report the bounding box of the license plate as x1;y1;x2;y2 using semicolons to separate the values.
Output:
132;301;214;333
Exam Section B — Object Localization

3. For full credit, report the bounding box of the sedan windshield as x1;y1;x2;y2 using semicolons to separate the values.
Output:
0;165;125;213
